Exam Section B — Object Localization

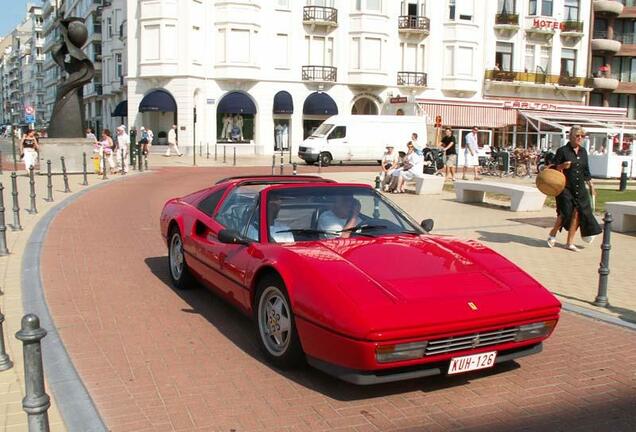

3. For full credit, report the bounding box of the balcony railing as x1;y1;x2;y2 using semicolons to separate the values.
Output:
397;71;427;87
615;33;636;44
562;20;583;33
484;69;593;87
303;6;338;26
495;13;519;25
398;16;430;32
593;30;612;39
302;65;337;82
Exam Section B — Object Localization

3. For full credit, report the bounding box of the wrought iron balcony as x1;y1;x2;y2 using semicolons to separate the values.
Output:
303;6;338;27
495;13;519;26
302;65;337;82
484;69;593;88
397;71;427;87
398;16;430;34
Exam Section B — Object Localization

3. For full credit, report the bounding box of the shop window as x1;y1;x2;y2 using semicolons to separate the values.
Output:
274;120;290;151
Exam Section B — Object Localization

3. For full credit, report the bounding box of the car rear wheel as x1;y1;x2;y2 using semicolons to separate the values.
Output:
168;227;193;289
255;276;304;368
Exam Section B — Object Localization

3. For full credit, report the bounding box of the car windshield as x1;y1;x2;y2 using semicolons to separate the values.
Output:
266;186;422;243
312;123;334;137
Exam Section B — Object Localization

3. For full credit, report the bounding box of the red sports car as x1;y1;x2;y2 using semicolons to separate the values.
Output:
160;175;561;384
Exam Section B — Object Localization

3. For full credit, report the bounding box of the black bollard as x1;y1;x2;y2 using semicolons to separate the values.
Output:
206;142;210;159
280;153;284;175
0;150;3;175
45;160;54;201
144;153;148;171
129;129;136;169
81;153;88;186
318;153;322;174
292;162;297;176
138;141;143;172
375;175;381;190
0;183;9;255
61;157;71;193
27;166;38;214
214;143;218;161
223;146;227;164
0;309;13;371
102;153;108;180
594;212;613;307
271;154;275;175
15;314;51;432
233;147;236;166
10;172;22;231
619;161;628;192
121;148;126;175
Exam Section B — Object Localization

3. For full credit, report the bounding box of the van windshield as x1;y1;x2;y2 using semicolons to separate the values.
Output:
312;123;334;137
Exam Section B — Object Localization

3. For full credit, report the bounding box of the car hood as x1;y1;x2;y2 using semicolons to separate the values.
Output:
286;235;561;339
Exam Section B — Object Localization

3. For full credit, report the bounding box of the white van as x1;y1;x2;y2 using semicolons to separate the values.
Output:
298;115;427;166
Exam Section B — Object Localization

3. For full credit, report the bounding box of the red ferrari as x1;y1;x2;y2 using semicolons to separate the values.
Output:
160;175;561;384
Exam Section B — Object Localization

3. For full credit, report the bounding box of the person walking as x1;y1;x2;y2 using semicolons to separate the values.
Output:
439;127;457;181
462;126;481;180
165;124;183;156
20;129;40;173
116;126;130;174
100;129;116;174
547;125;601;252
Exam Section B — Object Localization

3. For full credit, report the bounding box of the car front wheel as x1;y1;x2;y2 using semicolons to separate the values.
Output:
255;276;304;368
168;227;193;289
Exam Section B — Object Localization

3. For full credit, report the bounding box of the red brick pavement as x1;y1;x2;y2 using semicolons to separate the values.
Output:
41;167;636;432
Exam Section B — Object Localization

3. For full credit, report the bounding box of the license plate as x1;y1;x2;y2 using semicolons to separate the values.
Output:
448;351;497;375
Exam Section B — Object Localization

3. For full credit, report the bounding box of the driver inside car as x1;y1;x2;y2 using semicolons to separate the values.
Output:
317;194;361;239
268;197;295;243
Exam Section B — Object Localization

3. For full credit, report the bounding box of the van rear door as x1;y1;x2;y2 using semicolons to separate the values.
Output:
327;126;350;161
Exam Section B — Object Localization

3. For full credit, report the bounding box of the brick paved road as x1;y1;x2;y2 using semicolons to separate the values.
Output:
41;167;636;432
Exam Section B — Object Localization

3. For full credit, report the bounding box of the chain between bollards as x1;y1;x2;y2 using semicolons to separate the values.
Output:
594;212;613;307
15;314;51;432
10;172;22;231
61;157;71;193
81;153;88;186
0;183;9;256
27;166;38;214
45;160;54;201
0;309;13;370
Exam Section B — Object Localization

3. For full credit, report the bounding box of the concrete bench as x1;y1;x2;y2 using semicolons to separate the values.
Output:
605;201;636;232
454;180;546;211
407;173;445;195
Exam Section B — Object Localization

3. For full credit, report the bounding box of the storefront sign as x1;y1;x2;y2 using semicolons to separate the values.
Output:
390;96;408;104
532;18;565;31
503;100;557;111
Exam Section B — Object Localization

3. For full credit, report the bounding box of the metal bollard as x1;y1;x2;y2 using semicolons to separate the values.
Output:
27;166;37;214
44;161;53;202
0;309;13;370
102;153;108;180
0;183;9;256
0;150;3;175
271;154;276;175
129;129;137;168
81;153;88;186
15;314;51;432
292;162;297;176
144;154;148;171
10;172;22;231
594;212;613;307
121;148;126;176
138;141;143;172
232;147;236;166
199;141;202;157
619;161;628;192
375;175;381;190
318;154;322;174
214;143;218;161
206;142;210;159
61;157;71;192
280;154;284;175
223;146;227;164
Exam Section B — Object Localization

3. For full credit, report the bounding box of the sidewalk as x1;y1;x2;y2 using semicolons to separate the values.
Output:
0;166;137;432
323;171;636;327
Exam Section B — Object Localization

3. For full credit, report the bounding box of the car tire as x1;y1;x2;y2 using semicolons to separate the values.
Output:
255;275;304;369
319;152;332;167
168;226;194;290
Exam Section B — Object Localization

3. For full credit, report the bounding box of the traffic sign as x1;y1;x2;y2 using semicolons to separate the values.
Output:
25;106;34;115
25;114;35;124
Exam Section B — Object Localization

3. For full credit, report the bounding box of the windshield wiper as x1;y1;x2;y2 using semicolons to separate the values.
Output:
399;229;422;235
339;224;387;234
275;228;334;235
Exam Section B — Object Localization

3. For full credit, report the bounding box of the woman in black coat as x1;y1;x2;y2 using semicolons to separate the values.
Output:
547;125;602;251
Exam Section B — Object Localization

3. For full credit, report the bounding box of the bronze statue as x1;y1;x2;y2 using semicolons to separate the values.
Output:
47;18;95;138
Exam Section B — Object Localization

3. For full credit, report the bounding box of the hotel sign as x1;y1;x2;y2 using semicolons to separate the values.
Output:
531;18;565;31
390;96;408;104
503;100;557;111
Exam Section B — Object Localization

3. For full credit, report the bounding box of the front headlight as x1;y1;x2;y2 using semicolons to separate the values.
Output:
376;341;428;363
306;147;319;154
515;320;557;342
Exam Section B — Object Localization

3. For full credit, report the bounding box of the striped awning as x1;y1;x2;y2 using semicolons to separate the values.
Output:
417;101;517;128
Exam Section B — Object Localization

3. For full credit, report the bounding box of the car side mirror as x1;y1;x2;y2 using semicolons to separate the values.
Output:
420;219;434;233
218;229;251;246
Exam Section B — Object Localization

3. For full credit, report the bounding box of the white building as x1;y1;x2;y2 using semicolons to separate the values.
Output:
101;0;127;132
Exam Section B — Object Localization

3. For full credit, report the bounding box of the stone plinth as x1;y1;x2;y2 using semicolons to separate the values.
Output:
37;138;96;174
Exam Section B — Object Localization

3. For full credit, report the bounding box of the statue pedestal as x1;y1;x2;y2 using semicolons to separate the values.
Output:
37;138;96;174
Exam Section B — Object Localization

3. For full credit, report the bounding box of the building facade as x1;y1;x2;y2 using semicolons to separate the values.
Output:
101;0;128;132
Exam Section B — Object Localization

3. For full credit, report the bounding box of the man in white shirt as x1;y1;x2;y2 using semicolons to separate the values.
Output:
317;195;361;239
165;124;182;156
115;126;130;174
463;126;481;180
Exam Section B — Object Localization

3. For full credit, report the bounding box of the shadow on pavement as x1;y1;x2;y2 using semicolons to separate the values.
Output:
556;292;636;325
144;255;522;401
476;230;548;248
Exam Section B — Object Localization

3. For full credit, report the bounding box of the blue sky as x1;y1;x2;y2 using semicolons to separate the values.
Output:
0;1;41;38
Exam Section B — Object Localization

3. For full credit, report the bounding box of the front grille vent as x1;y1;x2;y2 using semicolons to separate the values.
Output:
425;327;519;356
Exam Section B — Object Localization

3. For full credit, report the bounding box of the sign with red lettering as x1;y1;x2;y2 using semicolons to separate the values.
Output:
390;96;408;104
503;100;558;111
532;18;566;31
434;115;442;128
